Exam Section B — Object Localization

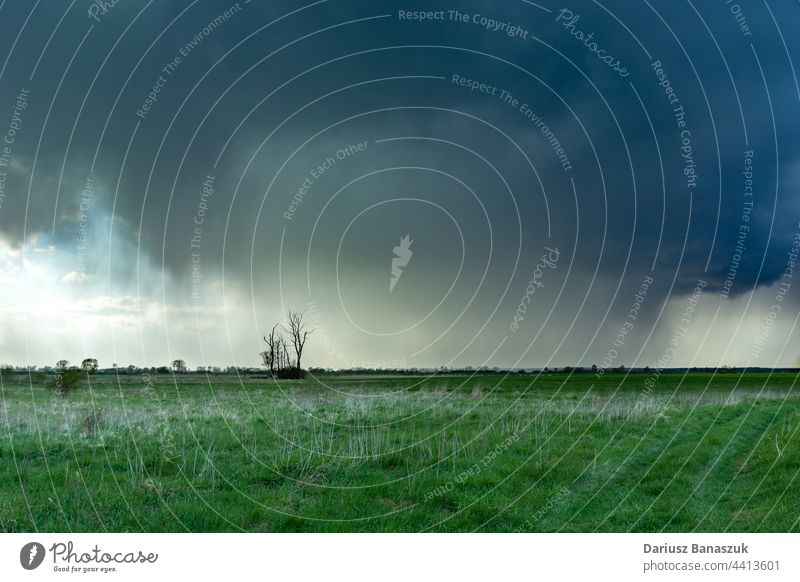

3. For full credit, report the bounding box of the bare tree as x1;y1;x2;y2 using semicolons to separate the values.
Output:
261;312;312;379
283;337;291;369
286;310;313;372
276;335;291;370
261;324;280;375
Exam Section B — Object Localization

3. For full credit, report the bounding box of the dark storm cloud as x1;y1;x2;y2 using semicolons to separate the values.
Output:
0;0;799;367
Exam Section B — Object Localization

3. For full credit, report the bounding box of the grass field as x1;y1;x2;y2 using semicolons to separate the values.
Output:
1;372;798;532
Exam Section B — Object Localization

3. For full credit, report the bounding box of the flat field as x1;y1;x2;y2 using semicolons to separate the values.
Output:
1;372;798;532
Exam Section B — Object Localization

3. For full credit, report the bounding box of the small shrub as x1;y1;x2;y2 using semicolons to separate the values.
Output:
49;369;84;396
81;408;103;438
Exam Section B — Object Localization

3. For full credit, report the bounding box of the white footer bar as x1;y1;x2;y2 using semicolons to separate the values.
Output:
1;533;796;581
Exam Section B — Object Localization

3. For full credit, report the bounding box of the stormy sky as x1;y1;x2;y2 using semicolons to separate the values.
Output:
0;0;799;370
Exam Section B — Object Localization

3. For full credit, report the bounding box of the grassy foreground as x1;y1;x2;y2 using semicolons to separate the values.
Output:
1;372;798;532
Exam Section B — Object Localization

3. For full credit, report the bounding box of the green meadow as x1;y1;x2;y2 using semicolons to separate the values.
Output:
1;372;798;532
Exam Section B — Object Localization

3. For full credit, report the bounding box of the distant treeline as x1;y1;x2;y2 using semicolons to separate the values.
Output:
306;366;800;375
